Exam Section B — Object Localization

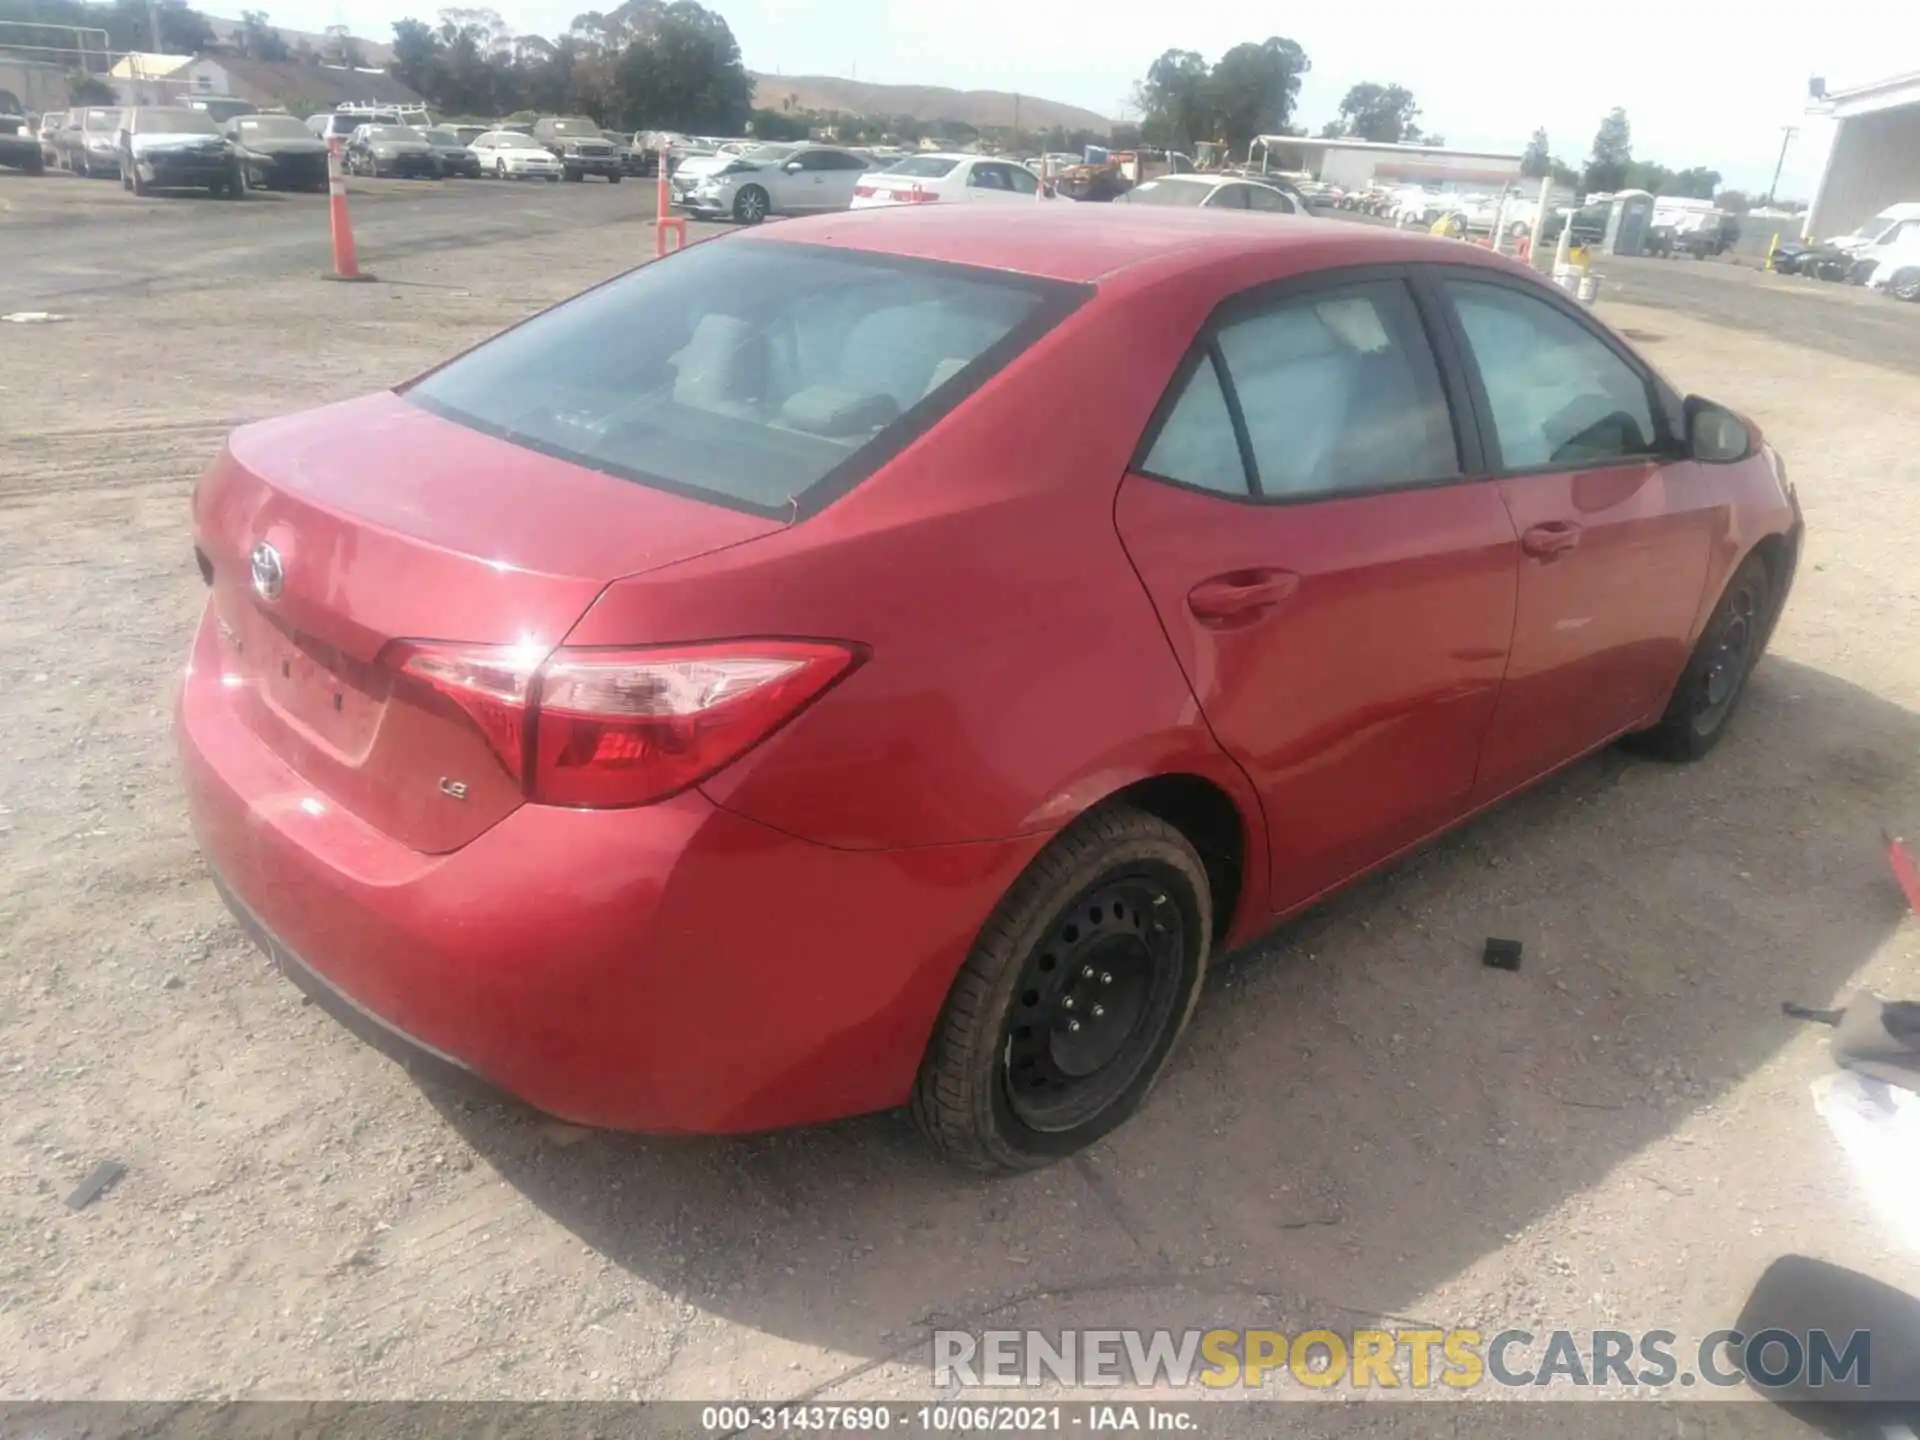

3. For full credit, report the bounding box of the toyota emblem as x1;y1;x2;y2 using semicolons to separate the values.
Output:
250;541;284;602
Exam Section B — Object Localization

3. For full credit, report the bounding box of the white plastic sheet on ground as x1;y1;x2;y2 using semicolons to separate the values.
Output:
1813;1070;1920;1255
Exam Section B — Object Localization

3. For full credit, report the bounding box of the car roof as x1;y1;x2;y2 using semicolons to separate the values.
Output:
749;203;1524;285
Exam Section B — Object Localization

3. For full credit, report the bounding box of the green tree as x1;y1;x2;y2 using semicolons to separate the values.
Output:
389;17;440;96
1521;127;1550;179
1135;48;1210;151
1584;106;1631;194
1335;81;1418;143
1206;37;1308;152
612;1;750;131
1622;159;1672;194
1669;165;1722;199
237;10;291;60
1715;189;1751;214
748;105;807;140
67;69;114;101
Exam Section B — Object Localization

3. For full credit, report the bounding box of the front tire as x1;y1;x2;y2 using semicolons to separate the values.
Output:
1890;268;1920;302
733;184;769;224
1633;552;1773;761
911;806;1212;1172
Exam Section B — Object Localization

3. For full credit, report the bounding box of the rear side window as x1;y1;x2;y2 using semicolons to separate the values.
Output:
1441;279;1658;469
1140;355;1247;496
406;239;1083;517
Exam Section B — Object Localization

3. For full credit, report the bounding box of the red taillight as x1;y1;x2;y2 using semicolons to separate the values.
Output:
854;183;876;197
397;641;856;814
902;183;939;203
531;641;857;807
392;638;858;809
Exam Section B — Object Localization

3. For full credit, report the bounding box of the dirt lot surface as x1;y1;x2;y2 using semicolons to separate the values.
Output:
1602;254;1920;377
2;172;1918;1414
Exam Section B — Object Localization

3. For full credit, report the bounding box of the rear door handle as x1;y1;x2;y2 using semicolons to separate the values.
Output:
1521;521;1582;559
1187;569;1300;626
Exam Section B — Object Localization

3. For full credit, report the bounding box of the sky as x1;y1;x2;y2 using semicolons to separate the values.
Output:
272;0;1920;195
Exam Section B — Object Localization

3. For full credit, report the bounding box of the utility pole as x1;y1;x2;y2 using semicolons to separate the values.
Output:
1013;91;1021;149
1765;125;1796;206
147;0;161;53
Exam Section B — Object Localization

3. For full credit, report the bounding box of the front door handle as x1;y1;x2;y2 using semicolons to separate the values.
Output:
1187;569;1300;626
1521;521;1582;559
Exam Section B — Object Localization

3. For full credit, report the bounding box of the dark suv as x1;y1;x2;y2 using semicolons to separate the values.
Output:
530;116;621;182
0;90;42;174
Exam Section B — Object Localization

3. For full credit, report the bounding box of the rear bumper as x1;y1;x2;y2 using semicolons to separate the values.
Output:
254;153;328;187
176;604;1039;1132
374;155;438;178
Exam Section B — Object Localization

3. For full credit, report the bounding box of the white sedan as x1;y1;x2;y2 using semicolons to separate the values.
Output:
469;130;561;181
850;153;1043;209
672;143;872;223
1117;173;1302;214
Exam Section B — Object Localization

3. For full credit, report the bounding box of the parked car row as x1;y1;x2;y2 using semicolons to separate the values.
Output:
1771;202;1920;301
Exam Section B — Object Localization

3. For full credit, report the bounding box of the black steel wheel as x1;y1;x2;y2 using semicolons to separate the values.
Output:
912;805;1211;1171
1632;552;1773;761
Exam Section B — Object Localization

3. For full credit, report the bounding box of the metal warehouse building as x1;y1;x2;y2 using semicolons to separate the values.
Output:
1249;136;1524;192
1802;70;1920;238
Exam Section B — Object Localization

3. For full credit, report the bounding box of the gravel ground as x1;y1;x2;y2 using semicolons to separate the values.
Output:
1;177;1918;1410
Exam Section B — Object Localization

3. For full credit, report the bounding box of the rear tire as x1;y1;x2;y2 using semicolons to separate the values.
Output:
1631;552;1772;761
131;169;148;196
911;805;1212;1172
1891;268;1920;303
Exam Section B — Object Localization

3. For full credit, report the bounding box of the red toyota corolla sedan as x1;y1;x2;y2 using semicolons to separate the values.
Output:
178;205;1801;1170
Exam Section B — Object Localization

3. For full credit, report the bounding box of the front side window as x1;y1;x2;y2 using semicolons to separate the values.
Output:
406;240;1083;516
1441;278;1659;469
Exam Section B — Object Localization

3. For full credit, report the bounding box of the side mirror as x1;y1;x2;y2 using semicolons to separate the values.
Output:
784;159;803;173
1686;396;1753;463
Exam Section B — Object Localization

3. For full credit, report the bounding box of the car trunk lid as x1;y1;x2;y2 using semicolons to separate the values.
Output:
191;391;782;853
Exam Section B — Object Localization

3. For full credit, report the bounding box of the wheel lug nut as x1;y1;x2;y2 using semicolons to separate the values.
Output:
1091;1005;1105;1018
1082;966;1095;979
1066;1018;1081;1033
1061;996;1074;1010
1101;972;1112;984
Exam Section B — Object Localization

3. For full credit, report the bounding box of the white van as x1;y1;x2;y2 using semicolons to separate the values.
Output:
1825;201;1920;254
1865;230;1920;301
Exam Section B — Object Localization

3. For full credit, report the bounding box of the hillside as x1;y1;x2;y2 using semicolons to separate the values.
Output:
205;15;396;68
749;72;1112;134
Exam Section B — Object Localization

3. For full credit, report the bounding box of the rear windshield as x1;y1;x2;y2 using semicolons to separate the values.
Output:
238;116;310;139
364;126;421;141
134;110;214;134
887;156;958;179
405;239;1082;517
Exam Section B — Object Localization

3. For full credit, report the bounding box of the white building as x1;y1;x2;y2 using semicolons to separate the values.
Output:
106;52;231;106
1248;136;1524;194
1799;71;1920;240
